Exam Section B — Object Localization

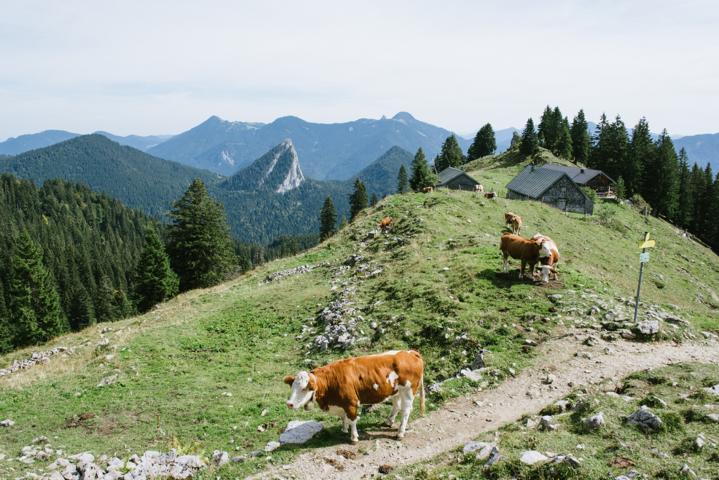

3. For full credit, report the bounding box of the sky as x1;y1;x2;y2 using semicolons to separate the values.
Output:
1;0;718;140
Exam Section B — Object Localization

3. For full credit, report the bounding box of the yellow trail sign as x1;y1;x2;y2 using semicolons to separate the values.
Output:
640;239;656;249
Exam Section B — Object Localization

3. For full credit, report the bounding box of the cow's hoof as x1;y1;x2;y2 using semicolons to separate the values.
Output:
350;438;359;444
384;420;394;428
397;433;405;441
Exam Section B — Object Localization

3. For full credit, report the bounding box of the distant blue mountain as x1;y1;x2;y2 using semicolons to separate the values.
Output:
149;112;470;180
674;133;719;171
0;130;173;155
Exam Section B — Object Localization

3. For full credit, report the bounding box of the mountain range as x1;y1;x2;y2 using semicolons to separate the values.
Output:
0;130;173;155
0;135;413;244
147;112;470;179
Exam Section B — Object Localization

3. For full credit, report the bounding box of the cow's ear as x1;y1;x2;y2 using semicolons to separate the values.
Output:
283;375;295;386
308;373;317;391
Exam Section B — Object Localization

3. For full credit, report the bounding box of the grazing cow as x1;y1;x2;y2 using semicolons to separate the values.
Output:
474;184;484;193
504;212;522;235
378;216;393;233
422;186;434;193
284;350;425;443
532;234;560;283
484;191;496;199
499;233;543;279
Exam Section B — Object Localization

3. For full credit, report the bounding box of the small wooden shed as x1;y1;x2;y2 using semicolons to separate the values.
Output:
506;165;594;214
436;167;481;191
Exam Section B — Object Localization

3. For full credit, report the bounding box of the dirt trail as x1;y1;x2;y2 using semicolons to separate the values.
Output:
254;335;719;480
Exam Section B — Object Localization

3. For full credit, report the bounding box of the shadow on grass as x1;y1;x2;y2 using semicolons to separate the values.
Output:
477;268;537;288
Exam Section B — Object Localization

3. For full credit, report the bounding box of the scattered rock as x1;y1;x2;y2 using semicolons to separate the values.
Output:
694;434;705;451
615;470;640;480
540;415;559;431
679;463;697;478
704;384;719;396
97;374;119;388
0;347;71;377
640;394;667;408
264;441;281;453
520;450;550;465
212;450;229;467
265;264;316;283
279;420;324;444
542;374;556;385
463;441;495;460
626;406;663;432
634;320;660;337
584;411;605;430
485;446;501;466
459;368;483;382
706;413;719;423
0;419;15;427
378;464;393;474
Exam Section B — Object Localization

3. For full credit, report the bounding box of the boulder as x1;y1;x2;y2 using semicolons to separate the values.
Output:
279;420;323;444
485;446;501;466
634;320;660;336
459;368;483;382
704;384;719;396
520;450;550;466
211;450;229;467
540;415;559;431
584;411;605;430
462;441;495;460
706;413;719;423
0;419;15;427
626;406;663;432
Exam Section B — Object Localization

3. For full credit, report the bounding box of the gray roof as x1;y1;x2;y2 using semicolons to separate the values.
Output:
506;165;571;199
436;167;479;186
540;163;614;184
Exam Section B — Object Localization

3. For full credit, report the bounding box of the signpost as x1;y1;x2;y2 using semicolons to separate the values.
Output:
633;232;655;323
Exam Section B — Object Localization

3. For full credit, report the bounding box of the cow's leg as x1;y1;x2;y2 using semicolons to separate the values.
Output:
397;382;415;440
345;404;360;443
502;253;509;273
384;394;400;427
519;260;526;279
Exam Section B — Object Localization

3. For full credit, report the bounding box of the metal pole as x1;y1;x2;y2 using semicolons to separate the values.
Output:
633;231;648;324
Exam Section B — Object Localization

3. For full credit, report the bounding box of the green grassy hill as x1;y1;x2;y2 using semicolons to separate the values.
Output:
1;150;718;478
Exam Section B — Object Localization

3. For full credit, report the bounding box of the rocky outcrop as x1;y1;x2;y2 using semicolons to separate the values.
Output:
0;347;71;378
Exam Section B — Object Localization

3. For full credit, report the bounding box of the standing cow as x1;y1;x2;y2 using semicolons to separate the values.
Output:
532;233;560;283
504;212;522;235
499;233;543;279
284;350;425;443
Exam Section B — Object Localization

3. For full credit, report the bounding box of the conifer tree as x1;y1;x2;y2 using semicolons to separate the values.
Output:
510;131;522;150
134;226;180;312
709;174;719;248
95;275;118;323
0;281;12;353
676;148;693;228
589;114;609;169
570;110;591;164
409;148;435;191
689;163;706;233
615;177;626;199
650;131;680;218
435;135;464;171
537;106;554;150
339;216;348;230
370;193;378;206
556;118;573;159
397;165;409;193
319;197;337;241
519;118;539;156
697;165;715;235
167;179;236;291
68;285;95;330
349;179;368;221
467;123;497;160
8;231;68;346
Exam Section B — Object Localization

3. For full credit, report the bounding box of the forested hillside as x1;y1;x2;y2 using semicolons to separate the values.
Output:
0;174;158;352
0;134;221;217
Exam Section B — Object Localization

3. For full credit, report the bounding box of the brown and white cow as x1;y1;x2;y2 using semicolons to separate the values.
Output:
504;212;522;235
484;191;496;199
474;184;484;193
284;350;425;442
422;186;434;193
532;234;560;283
378;216;393;233
499;233;543;279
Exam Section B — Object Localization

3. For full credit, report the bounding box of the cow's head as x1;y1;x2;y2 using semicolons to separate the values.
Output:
540;264;556;283
537;239;552;259
284;371;316;410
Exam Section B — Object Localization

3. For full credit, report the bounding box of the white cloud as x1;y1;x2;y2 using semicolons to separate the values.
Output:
1;0;717;139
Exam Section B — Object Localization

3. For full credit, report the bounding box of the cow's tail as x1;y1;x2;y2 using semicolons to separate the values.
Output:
419;374;426;416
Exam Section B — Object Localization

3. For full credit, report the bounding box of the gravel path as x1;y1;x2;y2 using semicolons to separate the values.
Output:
253;335;719;479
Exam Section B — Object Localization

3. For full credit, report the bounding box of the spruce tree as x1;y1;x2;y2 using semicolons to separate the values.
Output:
8;231;68;345
409;148;435;191
519;118;539;156
689;163;706;233
0;281;12;353
435;135;464;171
370;193;378;206
135;226;180;311
651;131;680;218
319;197;337;241
467;123;497;160
95;275;118;323
615;177;626;199
589;114;609;169
510;131;522;150
397;165;409;193
68;285;95;330
349;179;368;221
570;110;590;164
537;106;555;150
339;216;348;230
556;118;573;159
709;174;719;248
676;148;693;228
167;179;236;291
698;165;715;236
